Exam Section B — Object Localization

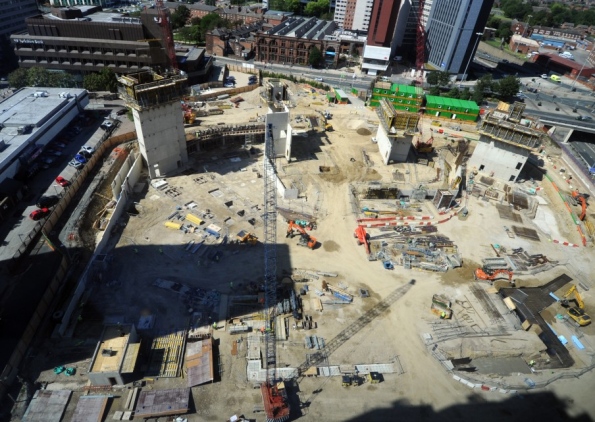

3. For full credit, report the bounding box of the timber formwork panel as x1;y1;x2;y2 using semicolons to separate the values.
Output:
148;329;187;378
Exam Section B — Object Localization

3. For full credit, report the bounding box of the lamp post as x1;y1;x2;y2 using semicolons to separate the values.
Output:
570;58;588;92
459;32;483;89
515;15;532;53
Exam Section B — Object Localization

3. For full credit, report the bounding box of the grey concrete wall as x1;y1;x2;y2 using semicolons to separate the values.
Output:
133;102;188;179
467;139;530;182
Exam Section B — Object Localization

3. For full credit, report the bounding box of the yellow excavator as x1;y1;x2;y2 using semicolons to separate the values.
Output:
560;285;591;327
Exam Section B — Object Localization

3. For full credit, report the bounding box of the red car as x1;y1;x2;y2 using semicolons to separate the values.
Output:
29;208;50;221
55;176;70;187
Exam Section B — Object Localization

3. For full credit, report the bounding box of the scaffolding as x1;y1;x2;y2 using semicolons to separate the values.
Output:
118;71;188;110
478;117;542;150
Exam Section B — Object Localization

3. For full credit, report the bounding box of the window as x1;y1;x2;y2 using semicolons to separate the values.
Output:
515;162;522;170
509;175;516;182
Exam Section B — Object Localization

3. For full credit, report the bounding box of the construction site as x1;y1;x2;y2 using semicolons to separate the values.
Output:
4;1;595;417
5;66;595;421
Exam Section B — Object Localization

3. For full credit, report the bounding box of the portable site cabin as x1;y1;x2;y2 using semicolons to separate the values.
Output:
334;89;349;104
425;96;479;122
369;83;423;112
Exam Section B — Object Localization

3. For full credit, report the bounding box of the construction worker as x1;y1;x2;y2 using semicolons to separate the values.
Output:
213;322;217;330
440;312;446;319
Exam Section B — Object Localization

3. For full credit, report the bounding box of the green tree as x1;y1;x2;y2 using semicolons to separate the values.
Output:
189;17;201;26
178;25;201;43
171;5;191;29
8;68;28;89
460;87;472;101
428;86;441;96
427;71;450;86
308;46;322;67
27;66;50;87
305;0;329;17
426;71;439;85
496;21;512;40
83;68;118;92
198;13;229;39
446;87;461;99
49;72;76;88
474;74;493;103
494;75;520;98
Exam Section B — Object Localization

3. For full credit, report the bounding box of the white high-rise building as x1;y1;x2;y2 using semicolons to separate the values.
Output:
334;0;374;31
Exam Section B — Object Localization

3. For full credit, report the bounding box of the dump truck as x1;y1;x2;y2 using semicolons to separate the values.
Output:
237;230;258;245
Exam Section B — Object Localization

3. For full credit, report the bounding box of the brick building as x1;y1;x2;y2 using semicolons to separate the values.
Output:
206;22;263;58
164;2;220;20
255;17;339;66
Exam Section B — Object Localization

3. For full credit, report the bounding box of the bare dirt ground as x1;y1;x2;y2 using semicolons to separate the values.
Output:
16;79;595;422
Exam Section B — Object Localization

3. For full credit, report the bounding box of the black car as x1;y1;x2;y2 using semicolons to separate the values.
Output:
36;195;60;208
78;149;92;158
527;87;538;93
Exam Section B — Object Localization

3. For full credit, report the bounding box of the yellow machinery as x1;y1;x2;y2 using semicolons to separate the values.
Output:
325;123;333;131
237;230;258;245
561;285;591;326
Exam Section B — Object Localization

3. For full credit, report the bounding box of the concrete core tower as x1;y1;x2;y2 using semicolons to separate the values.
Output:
118;71;188;179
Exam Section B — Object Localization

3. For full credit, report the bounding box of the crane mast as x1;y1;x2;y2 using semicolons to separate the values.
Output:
261;123;290;421
155;0;178;71
263;122;277;381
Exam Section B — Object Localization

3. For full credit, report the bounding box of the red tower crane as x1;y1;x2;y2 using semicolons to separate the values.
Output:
155;0;178;71
415;0;426;86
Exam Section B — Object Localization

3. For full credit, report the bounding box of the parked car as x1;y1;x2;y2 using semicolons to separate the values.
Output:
74;154;87;164
116;108;128;115
224;83;235;88
315;77;324;82
68;159;84;169
39;156;55;165
55;176;70;187
541;74;548;79
101;121;114;129
576;115;593;121
527;87;538;93
36;195;59;208
29;208;50;221
78;150;92;159
80;145;95;154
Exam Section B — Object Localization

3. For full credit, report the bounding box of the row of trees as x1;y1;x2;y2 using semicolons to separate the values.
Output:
174;10;241;44
7;66;118;92
426;71;521;103
499;0;595;27
8;67;77;89
265;0;332;19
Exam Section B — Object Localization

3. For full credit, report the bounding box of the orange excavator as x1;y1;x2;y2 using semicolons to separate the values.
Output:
287;220;317;249
571;190;587;221
474;268;515;285
354;226;370;255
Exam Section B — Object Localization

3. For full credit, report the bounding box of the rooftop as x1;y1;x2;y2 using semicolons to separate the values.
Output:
265;16;337;40
0;87;88;174
90;325;133;373
41;9;142;25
